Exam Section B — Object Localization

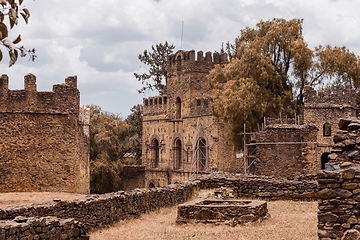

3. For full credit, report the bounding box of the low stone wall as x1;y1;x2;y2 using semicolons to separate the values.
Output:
0;216;88;239
0;173;319;239
0;181;199;230
318;168;360;239
198;173;318;200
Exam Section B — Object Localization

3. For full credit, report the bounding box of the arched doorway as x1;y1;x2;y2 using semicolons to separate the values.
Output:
321;153;330;169
175;97;181;119
149;182;155;188
196;138;207;172
174;138;182;169
151;139;159;168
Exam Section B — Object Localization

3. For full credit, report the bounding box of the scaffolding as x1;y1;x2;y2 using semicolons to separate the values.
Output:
189;117;216;179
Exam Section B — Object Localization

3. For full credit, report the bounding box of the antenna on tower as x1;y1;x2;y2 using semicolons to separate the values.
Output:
180;21;184;49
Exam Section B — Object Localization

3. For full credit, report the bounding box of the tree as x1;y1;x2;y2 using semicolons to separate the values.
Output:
210;18;360;149
134;41;175;95
88;105;130;193
125;104;143;165
0;0;36;67
210;18;307;148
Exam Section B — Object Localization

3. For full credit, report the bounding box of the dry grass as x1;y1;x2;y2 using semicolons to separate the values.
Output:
0;192;86;208
90;194;317;240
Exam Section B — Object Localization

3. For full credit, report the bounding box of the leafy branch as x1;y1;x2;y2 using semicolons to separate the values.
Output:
0;0;36;67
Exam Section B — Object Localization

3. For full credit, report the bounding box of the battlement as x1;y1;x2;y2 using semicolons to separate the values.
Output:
168;50;227;70
143;95;168;116
304;85;357;108
0;73;80;114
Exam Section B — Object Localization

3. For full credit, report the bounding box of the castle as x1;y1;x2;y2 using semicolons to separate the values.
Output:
137;50;359;186
0;73;90;194
141;50;238;188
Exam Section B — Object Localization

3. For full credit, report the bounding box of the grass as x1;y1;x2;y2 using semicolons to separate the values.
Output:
90;194;317;240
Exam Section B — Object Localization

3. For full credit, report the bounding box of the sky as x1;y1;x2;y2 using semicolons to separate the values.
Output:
1;0;360;117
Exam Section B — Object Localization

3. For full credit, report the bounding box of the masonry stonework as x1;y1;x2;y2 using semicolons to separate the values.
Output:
0;74;90;194
142;50;236;187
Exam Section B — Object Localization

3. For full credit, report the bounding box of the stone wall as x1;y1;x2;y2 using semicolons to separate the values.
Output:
254;124;321;179
0;216;88;239
0;173;318;235
0;74;90;194
317;168;360;239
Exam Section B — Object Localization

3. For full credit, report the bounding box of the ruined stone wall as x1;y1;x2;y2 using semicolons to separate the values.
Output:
304;85;357;146
254;124;319;178
0;74;90;194
317;168;360;239
0;216;88;239
0;173;318;234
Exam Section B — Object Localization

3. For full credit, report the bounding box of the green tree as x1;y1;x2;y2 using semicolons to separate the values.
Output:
134;41;175;95
125;104;143;165
0;0;36;66
89;105;130;193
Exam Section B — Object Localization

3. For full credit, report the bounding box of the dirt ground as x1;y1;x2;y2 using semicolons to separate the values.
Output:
90;190;318;240
0;192;86;208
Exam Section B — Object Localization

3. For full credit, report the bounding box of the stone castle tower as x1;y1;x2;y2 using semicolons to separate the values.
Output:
142;50;236;187
0;74;90;194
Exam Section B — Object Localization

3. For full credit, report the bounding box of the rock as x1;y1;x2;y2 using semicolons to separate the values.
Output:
318;189;338;199
318;212;339;223
328;153;339;160
344;139;356;147
348;216;358;225
341;229;360;240
340;162;352;168
347;151;359;158
343;169;356;179
334;134;347;144
342;183;358;190
337;189;353;198
339;119;353;130
325;163;340;170
348;123;360;131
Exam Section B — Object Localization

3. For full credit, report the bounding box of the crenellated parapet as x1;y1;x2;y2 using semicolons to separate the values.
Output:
167;50;227;74
143;95;168;116
304;85;357;109
0;73;80;114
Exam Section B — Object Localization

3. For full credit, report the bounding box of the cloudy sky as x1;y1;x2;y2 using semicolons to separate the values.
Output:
1;0;360;117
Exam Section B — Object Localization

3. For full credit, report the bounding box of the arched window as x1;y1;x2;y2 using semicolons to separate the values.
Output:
151;139;159;168
175;97;181;119
196;138;207;172
174;138;182;169
323;123;331;136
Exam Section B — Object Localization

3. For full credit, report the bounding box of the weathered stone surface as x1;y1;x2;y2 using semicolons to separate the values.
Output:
334;134;347;143
341;229;360;240
343;169;356;179
343;183;358;190
318;212;339;223
329;153;339;160
339;119;353;131
348;123;360;131
0;74;90;194
347;151;359;158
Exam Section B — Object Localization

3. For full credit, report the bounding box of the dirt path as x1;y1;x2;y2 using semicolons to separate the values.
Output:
0;192;86;208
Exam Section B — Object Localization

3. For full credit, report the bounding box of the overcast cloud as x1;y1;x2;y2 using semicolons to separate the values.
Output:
1;0;360;117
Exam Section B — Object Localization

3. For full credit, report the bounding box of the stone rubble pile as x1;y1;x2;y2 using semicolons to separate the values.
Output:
326;118;360;169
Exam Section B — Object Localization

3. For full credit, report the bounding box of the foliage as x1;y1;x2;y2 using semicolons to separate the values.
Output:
210;18;303;148
0;0;36;67
89;105;130;193
125;104;143;165
210;18;360;149
134;41;175;95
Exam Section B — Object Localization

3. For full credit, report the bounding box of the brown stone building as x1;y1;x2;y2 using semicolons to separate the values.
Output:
252;85;357;178
141;50;237;188
0;74;90;194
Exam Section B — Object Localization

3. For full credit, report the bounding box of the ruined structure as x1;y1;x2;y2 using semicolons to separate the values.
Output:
0;74;90;194
252;85;357;178
142;50;236;187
